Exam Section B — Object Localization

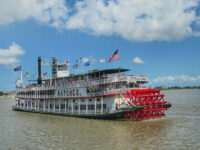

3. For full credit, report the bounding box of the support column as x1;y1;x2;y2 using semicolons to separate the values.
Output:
24;100;26;110
48;100;50;112
19;100;21;109
65;100;67;113
43;100;45;112
101;97;103;114
27;100;28;110
71;100;73;114
17;100;19;108
95;98;96;115
79;99;81;114
54;100;55;112
31;100;32;110
59;100;61;113
38;100;40;111
67;99;69;112
86;99;88;115
35;100;36;111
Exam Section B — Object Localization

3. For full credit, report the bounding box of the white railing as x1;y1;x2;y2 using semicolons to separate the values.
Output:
16;87;149;99
13;105;104;115
16;75;148;92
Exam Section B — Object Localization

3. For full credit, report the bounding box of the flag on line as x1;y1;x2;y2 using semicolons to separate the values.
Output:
24;72;29;77
109;49;119;62
64;61;70;66
99;58;105;63
84;61;90;66
73;64;78;69
43;72;48;77
76;58;82;63
14;65;22;72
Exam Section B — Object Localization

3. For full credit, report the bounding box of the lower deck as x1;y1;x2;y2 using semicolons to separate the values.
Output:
13;95;128;115
14;98;105;115
13;97;138;120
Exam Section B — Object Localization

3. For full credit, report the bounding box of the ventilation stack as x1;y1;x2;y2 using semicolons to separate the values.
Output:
37;56;42;84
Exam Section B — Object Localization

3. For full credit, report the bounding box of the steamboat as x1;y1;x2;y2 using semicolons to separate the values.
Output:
13;56;171;120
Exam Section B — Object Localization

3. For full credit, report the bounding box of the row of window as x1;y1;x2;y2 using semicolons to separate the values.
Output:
57;89;80;97
17;90;55;96
19;103;106;110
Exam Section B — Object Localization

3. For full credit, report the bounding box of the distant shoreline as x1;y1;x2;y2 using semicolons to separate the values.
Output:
155;86;200;90
160;88;200;90
0;95;15;99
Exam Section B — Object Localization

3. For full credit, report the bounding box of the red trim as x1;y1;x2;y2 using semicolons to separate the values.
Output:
16;92;123;100
123;89;169;120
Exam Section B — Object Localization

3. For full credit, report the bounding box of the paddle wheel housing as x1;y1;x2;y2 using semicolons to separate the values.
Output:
123;89;168;120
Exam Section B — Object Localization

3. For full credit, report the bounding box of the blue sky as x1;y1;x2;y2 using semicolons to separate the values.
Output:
0;0;200;91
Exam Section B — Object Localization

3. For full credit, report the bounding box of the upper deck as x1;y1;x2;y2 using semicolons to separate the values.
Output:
18;68;148;89
16;69;148;99
17;74;148;89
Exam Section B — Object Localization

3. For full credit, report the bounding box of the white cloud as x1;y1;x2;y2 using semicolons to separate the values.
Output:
0;42;25;65
0;0;68;28
0;0;199;41
133;57;145;64
153;74;200;83
66;0;199;41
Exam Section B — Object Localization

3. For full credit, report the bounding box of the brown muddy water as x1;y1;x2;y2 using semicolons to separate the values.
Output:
0;89;200;150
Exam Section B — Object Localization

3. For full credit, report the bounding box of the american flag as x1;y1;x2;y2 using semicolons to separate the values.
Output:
43;72;48;77
73;64;78;69
109;49;119;62
76;58;82;63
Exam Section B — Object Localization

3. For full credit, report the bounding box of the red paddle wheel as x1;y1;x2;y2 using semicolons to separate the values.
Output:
123;89;169;120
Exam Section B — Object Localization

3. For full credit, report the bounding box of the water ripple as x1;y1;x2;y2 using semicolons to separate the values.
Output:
0;90;200;150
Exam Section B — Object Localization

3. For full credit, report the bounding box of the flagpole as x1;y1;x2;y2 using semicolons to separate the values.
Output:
118;48;120;73
68;56;70;75
21;65;23;86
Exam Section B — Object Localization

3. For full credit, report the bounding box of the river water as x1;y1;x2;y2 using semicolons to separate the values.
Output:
0;89;200;150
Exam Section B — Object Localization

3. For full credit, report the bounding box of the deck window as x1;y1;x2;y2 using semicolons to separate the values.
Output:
88;105;94;110
80;105;86;110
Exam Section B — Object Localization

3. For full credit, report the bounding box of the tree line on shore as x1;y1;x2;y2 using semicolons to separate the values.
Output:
0;91;7;96
155;86;200;90
168;86;200;89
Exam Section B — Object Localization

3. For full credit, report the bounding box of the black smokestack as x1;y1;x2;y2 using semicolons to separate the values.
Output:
38;56;42;84
52;57;57;78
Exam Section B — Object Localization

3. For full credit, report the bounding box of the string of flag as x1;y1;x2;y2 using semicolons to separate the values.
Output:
14;49;120;78
72;49;119;69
